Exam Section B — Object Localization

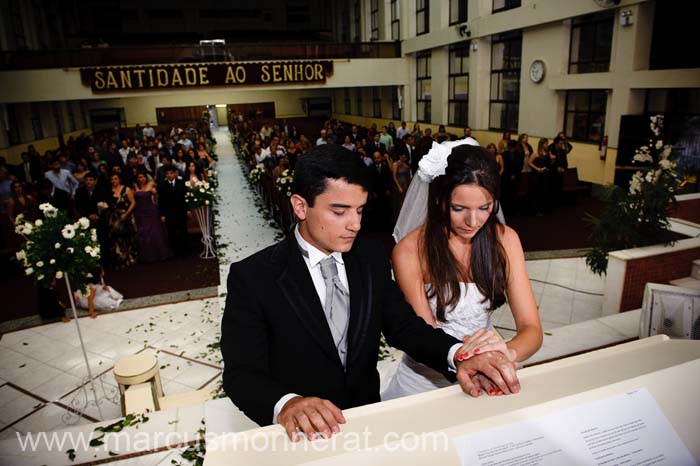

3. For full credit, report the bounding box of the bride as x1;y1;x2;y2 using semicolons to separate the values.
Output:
382;139;542;399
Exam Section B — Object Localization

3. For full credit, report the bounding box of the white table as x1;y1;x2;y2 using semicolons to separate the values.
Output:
204;336;700;466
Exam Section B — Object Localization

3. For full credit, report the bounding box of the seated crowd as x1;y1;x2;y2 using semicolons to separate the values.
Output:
0;121;217;269
232;117;576;233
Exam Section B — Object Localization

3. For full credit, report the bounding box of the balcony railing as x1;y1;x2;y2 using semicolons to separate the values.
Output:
0;42;401;70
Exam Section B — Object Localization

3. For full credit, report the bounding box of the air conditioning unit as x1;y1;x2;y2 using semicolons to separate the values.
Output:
639;283;700;339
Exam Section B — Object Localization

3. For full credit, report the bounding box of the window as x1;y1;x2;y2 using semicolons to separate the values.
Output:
355;88;363;115
372;87;382;118
490;31;521;131
416;0;429;35
392;86;402;120
390;0;400;40
492;0;521;13
564;90;607;142
344;89;352;114
66;101;76;132
450;0;468;25
569;11;614;74
354;0;361;42
52;102;64;135
416;52;431;123
80;101;89;128
370;0;379;41
449;43;470;127
30;103;44;140
645;89;700;116
6;104;20;145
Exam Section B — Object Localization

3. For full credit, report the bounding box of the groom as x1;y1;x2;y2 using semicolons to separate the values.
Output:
221;144;519;441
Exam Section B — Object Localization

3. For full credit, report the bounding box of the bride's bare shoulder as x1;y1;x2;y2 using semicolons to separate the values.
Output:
394;228;422;256
496;224;524;252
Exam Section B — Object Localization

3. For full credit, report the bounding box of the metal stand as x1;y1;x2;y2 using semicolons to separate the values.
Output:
193;205;216;259
60;274;109;424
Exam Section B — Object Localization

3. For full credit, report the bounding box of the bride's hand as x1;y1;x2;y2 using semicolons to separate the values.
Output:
455;329;516;363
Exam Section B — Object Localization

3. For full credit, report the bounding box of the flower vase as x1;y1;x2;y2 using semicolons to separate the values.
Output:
192;205;216;259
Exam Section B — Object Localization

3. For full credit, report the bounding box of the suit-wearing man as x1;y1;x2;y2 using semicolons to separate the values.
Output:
221;144;520;442
13;153;43;184
75;172;110;264
157;166;189;255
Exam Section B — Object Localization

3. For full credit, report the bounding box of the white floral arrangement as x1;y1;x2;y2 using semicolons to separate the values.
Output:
14;203;100;292
248;167;265;185
185;179;216;210
206;168;219;190
629;115;678;195
585;114;680;276
275;169;294;197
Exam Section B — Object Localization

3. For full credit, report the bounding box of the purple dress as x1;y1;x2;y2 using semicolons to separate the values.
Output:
133;190;173;262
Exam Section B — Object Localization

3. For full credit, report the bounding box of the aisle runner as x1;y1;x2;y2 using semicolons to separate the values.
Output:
212;128;282;292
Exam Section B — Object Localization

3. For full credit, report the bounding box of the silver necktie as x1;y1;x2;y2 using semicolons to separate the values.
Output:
319;256;349;366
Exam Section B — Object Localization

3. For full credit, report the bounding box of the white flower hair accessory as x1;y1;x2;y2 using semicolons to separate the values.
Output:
417;137;480;182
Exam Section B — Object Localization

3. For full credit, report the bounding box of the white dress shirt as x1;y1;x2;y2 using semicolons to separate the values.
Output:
45;169;79;196
272;226;460;424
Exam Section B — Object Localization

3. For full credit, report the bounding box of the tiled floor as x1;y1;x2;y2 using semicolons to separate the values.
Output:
0;128;627;465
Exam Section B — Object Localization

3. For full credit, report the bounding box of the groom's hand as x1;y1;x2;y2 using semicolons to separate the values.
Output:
278;396;346;442
456;352;520;397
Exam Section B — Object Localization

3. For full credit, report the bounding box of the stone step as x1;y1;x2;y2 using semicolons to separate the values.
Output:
692;259;700;280
669;276;700;290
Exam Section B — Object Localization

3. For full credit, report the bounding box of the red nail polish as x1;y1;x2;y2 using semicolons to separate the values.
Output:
488;389;494;395
497;390;503;395
474;348;480;354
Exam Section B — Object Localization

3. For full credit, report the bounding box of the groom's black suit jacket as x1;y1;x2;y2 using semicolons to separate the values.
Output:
221;235;460;426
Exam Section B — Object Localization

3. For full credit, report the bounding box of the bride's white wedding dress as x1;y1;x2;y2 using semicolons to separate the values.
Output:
382;283;492;400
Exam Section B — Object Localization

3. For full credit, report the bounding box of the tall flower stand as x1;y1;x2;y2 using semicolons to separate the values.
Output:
192;205;216;259
61;274;117;424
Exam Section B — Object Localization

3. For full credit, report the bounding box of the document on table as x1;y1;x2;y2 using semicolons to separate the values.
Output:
453;388;694;466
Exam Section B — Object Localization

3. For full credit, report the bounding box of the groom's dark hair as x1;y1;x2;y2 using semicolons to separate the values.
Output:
293;144;370;207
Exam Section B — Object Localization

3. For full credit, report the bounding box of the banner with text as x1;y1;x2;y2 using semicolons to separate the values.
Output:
80;61;334;92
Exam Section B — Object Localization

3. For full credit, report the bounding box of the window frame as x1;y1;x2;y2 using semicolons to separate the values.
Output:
568;11;615;74
449;0;468;26
416;51;432;123
372;87;382;118
489;31;522;132
390;0;400;41
492;0;521;14
392;86;402;120
370;0;379;41
353;0;361;42
344;89;352;114
448;42;470;127
355;88;363;116
563;89;608;143
30;103;44;140
416;0;429;36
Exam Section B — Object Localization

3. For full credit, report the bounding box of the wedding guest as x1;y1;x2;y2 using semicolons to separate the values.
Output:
7;181;38;225
391;152;412;221
45;158;79;197
158;165;189;256
516;134;533;173
497;131;512;155
108;173;137;268
486;143;505;176
73;267;123;318
134;172;173;263
75;172;109;265
187;161;207;184
342;135;356;152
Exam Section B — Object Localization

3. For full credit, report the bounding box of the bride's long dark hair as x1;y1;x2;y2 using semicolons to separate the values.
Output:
420;145;508;322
